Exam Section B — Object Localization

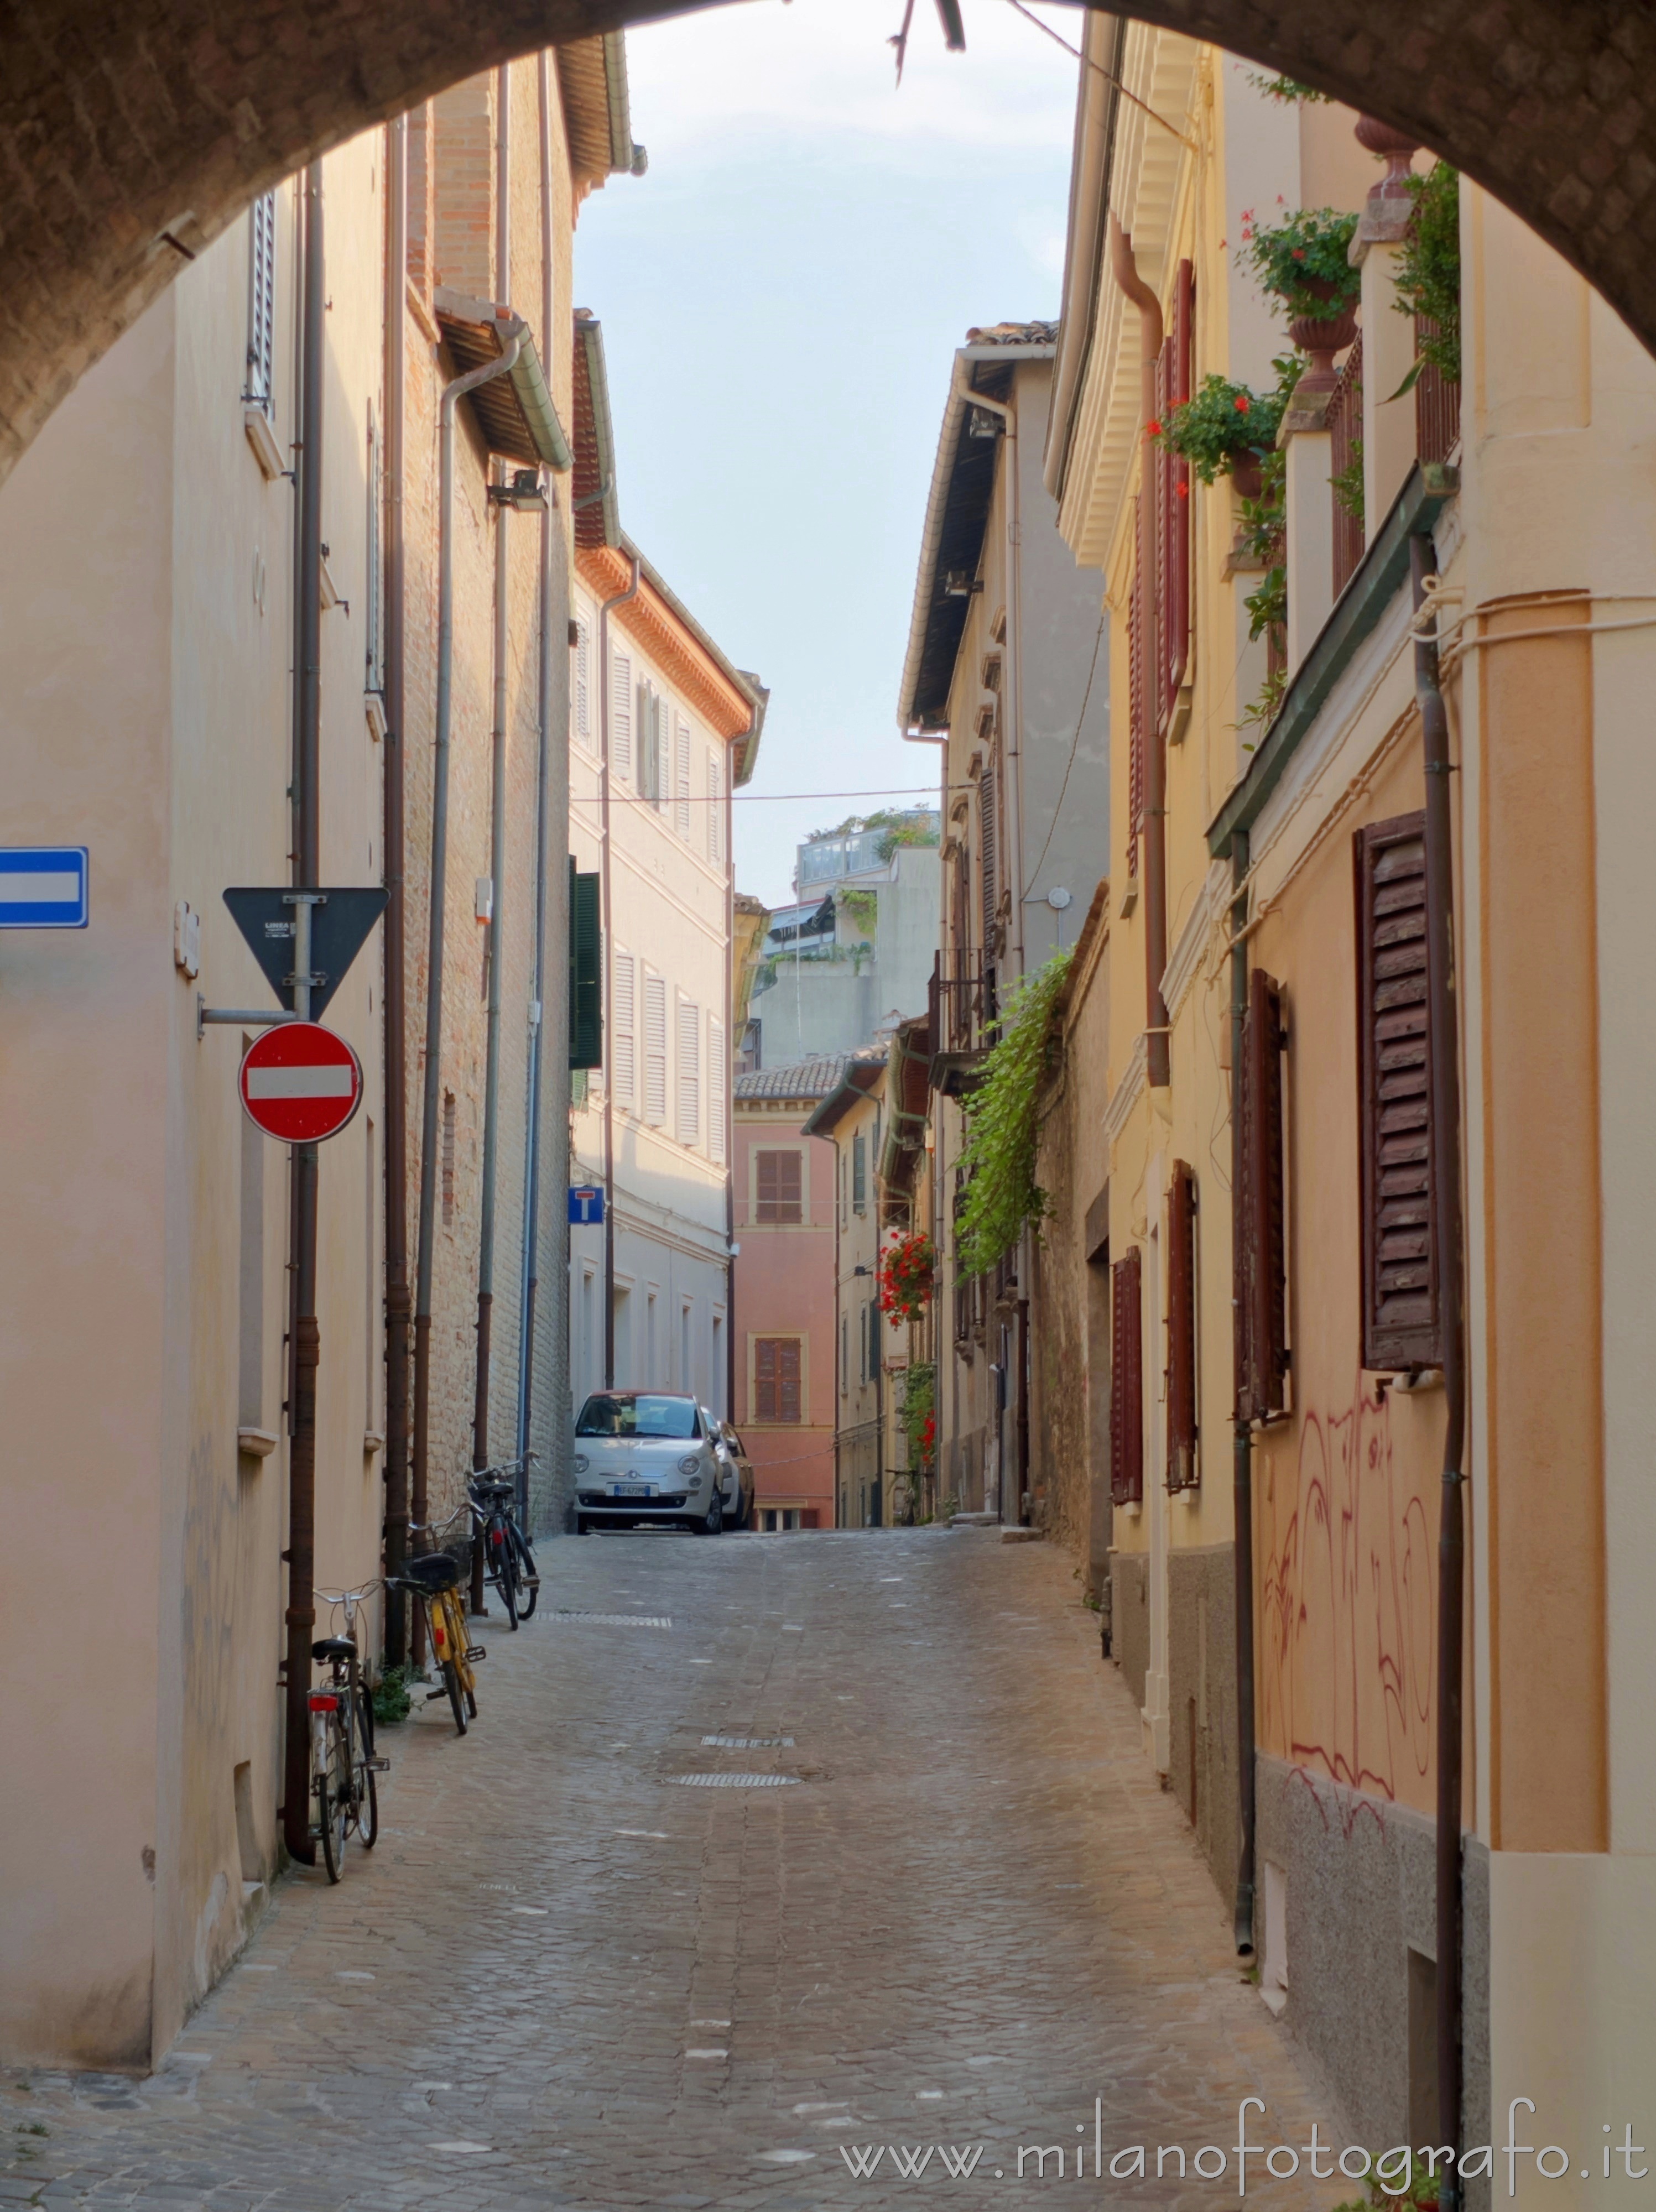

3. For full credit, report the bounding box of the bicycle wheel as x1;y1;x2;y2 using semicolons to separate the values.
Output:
317;1720;347;1882
511;1523;539;1619
441;1658;468;1735
495;1520;519;1629
353;1686;379;1848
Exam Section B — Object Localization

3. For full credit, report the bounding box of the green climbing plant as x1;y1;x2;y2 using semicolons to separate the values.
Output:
955;950;1072;1279
1392;160;1462;386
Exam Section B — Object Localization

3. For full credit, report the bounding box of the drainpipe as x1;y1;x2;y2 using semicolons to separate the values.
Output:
381;113;410;1668
471;64;514;1613
1110;215;1170;1089
598;556;641;1386
1412;532;1466;2208
515;49;572;1525
723;739;736;1422
281;158;325;1869
412;328;524;1579
1228;828;1257;1955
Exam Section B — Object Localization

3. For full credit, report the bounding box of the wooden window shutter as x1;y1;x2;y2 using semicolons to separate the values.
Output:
1127;500;1144;875
611;948;635;1105
1355;813;1441;1368
756;1149;802;1224
1109;1246;1144;1505
575;620;591;740
707;1016;726;1164
706;749;723;863
611;653;632;779
755;1337;801;1423
1167;1161;1197;1490
246;191;277;412
567;862;602;1071
852;1129;866;1213
643;970;668;1124
675;994;700;1146
675;713;692;837
1236;967;1288;1420
980;762;998;946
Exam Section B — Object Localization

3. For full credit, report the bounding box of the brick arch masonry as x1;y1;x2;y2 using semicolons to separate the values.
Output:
2;0;1653;482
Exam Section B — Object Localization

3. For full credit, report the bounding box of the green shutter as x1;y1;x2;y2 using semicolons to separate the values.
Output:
569;860;602;1070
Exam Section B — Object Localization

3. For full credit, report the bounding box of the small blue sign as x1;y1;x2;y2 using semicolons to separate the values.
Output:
0;847;88;929
569;1185;605;1225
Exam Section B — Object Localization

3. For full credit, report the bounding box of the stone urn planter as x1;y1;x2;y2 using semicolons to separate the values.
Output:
1355;113;1420;203
1228;451;1266;503
1288;275;1358;399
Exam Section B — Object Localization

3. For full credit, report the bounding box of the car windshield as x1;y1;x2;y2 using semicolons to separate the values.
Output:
576;1393;700;1440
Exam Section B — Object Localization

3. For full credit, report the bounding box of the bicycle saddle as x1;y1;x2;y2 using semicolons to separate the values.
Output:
400;1552;460;1593
311;1635;357;1661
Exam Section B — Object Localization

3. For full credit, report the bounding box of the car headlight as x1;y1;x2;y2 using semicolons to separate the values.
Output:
679;1453;702;1477
573;1454;589;1474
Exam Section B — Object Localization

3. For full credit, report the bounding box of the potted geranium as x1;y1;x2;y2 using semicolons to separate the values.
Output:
1152;372;1291;501
879;1231;935;1327
1240;205;1361;395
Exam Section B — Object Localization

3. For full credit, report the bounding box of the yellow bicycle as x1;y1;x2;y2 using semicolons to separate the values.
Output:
389;1538;483;1735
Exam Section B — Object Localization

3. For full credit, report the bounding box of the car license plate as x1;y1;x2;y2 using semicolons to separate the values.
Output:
613;1483;651;1500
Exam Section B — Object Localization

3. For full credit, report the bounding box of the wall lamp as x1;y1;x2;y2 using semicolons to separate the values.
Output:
488;467;548;513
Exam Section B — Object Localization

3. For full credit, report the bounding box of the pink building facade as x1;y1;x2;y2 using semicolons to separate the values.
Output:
731;1057;850;1530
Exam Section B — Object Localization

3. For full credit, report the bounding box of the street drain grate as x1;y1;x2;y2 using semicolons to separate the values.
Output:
670;1772;800;1788
551;1611;672;1629
702;1734;795;1748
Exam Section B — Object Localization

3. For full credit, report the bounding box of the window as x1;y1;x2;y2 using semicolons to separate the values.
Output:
707;1016;726;1164
1166;1161;1197;1491
676;994;700;1146
611;652;633;780
365;406;383;695
612;949;636;1107
980;758;998;945
1236;968;1289;1421
1356;815;1441;1369
637;682;666;807
643;971;668;1125
754;1337;802;1423
755;1149;802;1224
675;713;692;838
707;749;723;864
441;1092;457;1228
246;190;277;414
1109;1246;1143;1504
574;618;591;744
852;1129;867;1214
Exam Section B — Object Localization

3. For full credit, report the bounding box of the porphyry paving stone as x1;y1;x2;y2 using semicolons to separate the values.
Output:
5;1528;1343;2206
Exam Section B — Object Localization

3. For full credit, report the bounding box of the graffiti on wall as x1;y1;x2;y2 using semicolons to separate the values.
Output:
1257;1373;1436;1808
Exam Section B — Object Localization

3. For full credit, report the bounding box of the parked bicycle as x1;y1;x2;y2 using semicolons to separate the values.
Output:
466;1456;541;1630
309;1583;389;1882
388;1509;485;1735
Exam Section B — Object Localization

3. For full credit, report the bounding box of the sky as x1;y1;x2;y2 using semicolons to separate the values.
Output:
572;0;1082;911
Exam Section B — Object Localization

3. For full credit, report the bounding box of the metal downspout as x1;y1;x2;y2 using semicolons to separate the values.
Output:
472;64;513;1603
1110;215;1170;1088
723;735;737;1422
516;49;572;1528
381;114;410;1668
412;330;524;1577
1412;533;1466;2207
281;158;325;1869
1229;828;1257;1955
597;557;641;1387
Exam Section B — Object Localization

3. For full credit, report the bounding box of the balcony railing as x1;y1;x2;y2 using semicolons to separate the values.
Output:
1330;331;1365;599
1414;316;1460;465
928;951;997;1062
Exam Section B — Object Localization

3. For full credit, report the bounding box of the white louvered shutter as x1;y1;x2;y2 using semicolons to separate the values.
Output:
247;191;277;412
612;950;636;1107
675;714;692;838
708;1016;726;1164
575;620;590;743
612;653;632;780
676;997;700;1146
643;972;668;1125
706;750;723;864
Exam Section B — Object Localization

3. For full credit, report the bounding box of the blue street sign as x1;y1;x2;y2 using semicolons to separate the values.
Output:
0;847;88;929
569;1185;605;1225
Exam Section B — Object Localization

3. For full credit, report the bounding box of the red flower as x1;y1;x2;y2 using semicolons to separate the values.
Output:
1233;394;1251;414
1176;482;1189;499
1291;247;1306;260
1147;419;1163;437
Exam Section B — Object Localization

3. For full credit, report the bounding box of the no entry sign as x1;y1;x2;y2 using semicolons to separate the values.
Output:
238;1022;363;1143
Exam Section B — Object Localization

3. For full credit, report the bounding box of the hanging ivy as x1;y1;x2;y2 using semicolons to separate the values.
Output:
955;950;1072;1280
1392;161;1461;385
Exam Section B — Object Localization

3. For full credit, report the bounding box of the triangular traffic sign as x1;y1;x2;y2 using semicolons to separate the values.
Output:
222;886;389;1019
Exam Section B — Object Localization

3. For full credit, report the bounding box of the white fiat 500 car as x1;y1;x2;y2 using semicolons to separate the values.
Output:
572;1392;726;1535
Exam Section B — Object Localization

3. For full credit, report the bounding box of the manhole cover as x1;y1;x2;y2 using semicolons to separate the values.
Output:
551;1611;672;1628
669;1772;800;1788
702;1734;794;1748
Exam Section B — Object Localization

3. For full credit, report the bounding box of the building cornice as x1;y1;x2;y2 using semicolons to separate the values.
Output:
577;541;758;748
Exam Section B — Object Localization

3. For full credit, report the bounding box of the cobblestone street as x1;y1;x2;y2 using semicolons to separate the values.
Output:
6;1529;1341;2210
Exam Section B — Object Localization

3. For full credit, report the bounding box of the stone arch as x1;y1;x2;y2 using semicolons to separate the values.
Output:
2;0;1651;479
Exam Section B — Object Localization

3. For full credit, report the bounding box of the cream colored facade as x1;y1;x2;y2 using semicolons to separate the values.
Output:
0;43;631;2070
1050;12;1656;2184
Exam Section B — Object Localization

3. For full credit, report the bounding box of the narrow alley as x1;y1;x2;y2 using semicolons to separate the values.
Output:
7;1531;1332;2210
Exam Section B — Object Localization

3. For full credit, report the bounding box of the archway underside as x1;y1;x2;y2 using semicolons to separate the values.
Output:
2;0;1652;477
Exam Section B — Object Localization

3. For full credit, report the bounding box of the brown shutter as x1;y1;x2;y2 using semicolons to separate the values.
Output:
756;1149;802;1224
1236;968;1288;1421
1355;813;1441;1369
777;1338;801;1423
980;760;998;947
754;1337;802;1423
1167;1161;1197;1490
1110;1246;1144;1504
